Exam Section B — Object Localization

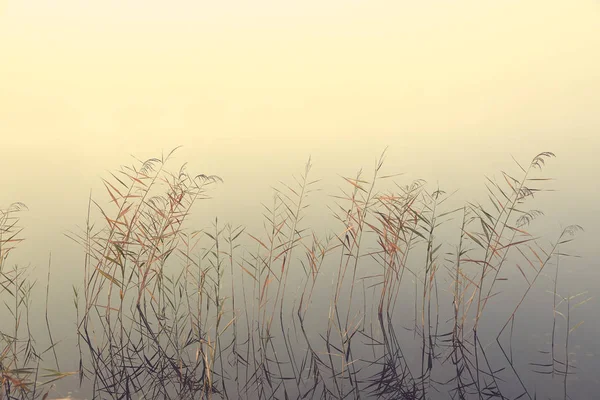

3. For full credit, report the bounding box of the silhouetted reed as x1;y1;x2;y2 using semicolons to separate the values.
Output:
2;148;591;399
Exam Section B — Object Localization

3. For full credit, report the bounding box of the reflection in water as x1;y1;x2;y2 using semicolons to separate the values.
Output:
0;150;592;399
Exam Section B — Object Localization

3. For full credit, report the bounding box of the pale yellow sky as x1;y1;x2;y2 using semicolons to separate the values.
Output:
2;1;598;150
1;0;599;273
0;2;599;350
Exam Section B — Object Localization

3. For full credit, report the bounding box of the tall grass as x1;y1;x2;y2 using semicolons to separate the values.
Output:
0;204;75;399
2;148;590;399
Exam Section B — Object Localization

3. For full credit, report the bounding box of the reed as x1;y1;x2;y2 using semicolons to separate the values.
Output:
0;203;76;400
2;148;591;399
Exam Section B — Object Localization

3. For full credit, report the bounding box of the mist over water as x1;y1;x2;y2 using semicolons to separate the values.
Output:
1;1;599;398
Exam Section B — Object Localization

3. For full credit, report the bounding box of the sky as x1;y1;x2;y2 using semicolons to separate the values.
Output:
1;0;599;277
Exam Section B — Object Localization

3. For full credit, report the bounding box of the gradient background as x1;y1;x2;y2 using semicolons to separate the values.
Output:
1;0;599;396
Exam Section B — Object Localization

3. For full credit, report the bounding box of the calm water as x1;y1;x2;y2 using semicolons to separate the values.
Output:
1;150;598;399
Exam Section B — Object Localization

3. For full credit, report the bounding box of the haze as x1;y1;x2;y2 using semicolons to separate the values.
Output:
1;0;598;283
